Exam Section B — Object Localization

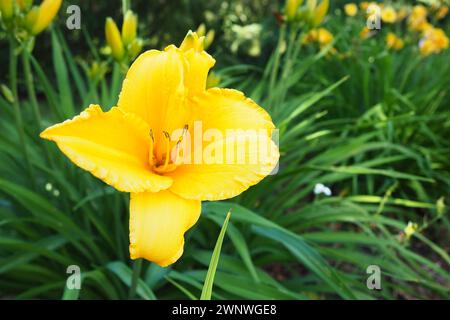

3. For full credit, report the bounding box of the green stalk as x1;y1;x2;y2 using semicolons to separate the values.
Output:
277;27;303;107
268;25;286;107
128;258;142;299
22;50;42;130
22;50;58;171
9;38;36;190
122;0;130;15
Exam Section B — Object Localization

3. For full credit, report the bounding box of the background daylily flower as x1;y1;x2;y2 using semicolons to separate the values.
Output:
40;31;279;267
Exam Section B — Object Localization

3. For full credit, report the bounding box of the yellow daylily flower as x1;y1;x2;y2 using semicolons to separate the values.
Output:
359;27;370;39
29;0;62;35
386;32;404;50
381;6;397;23
344;3;358;17
408;5;429;32
359;2;370;11
419;27;449;56
436;5;448;20
40;31;279;267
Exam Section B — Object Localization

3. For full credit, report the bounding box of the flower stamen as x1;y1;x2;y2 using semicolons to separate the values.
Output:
148;129;154;166
161;131;171;170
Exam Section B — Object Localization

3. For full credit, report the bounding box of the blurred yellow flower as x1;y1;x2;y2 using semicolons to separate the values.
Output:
40;31;279;267
386;32;404;50
359;26;373;39
419;27;449;56
408;5;429;32
305;27;334;47
344;3;358;17
360;2;370;11
436;5;448;20
381;6;397;23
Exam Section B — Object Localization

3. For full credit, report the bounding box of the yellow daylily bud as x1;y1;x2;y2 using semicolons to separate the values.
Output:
386;32;404;50
105;17;125;61
1;84;14;103
304;0;318;25
204;29;215;50
122;10;137;47
24;6;39;31
128;38;143;60
285;0;303;21
313;0;329;26
306;0;317;11
180;30;204;52
30;0;62;35
0;0;14;20
196;23;206;37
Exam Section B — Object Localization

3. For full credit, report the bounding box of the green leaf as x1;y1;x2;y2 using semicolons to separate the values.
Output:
200;210;231;300
51;30;74;117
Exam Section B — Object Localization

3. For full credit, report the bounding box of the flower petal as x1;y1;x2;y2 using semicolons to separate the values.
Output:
40;105;172;193
168;133;279;201
166;88;279;201
166;32;216;96
129;190;201;267
117;49;188;150
190;88;275;135
183;49;215;95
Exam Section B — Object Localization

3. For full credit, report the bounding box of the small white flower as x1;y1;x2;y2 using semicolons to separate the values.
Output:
314;183;332;196
45;183;53;191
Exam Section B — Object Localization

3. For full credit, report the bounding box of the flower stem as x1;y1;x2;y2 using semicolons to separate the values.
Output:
128;258;142;299
268;25;286;107
21;50;42;130
122;0;130;15
22;48;58;169
9;38;36;190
